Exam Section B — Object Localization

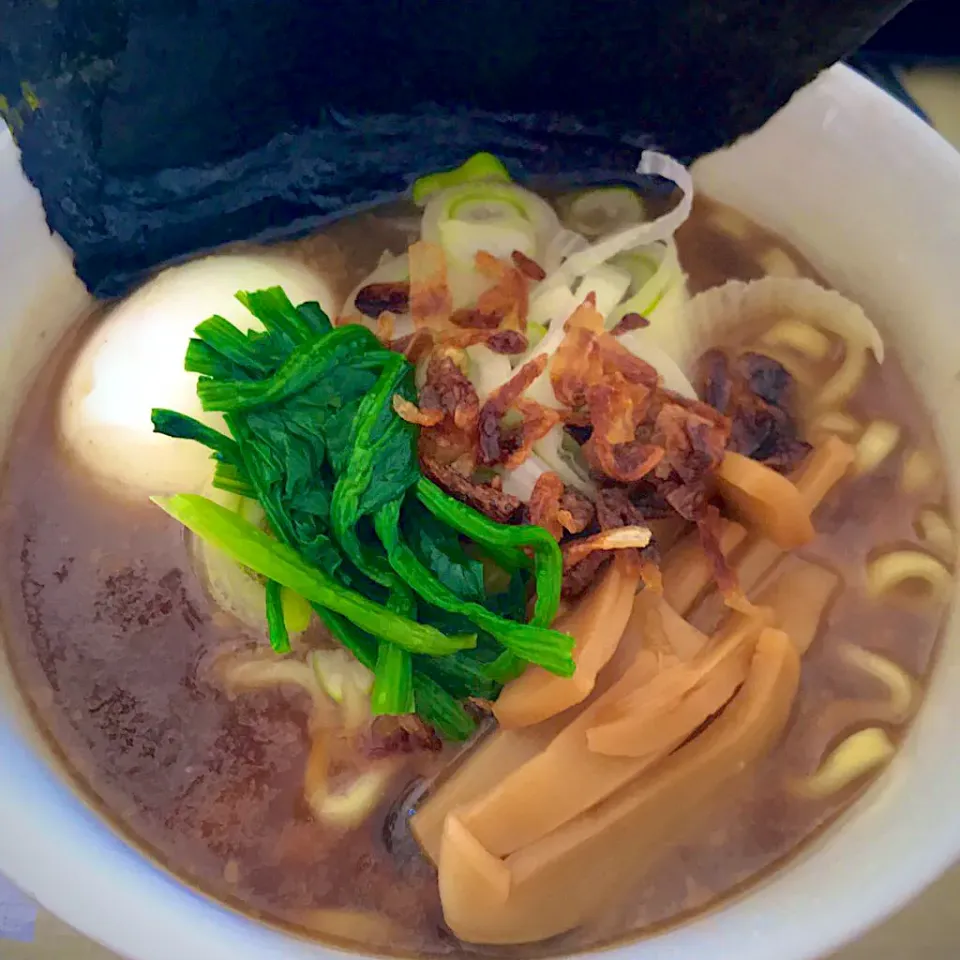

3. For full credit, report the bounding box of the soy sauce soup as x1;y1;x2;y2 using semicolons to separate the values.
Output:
0;190;951;955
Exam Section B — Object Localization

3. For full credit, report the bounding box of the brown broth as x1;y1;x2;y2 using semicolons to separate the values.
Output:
0;194;951;956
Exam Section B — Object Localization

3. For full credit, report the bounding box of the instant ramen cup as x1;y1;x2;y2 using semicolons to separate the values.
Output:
0;63;959;960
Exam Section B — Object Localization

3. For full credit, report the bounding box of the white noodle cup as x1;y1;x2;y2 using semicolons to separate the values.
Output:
1;63;959;960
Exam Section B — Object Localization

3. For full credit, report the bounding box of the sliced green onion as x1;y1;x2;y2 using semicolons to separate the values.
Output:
607;243;680;327
542;150;693;290
449;193;528;221
422;182;560;266
265;579;292;653
574;262;632;320
371;642;415;716
439;216;537;264
566;187;644;237
412;152;512;206
466;344;514;401
526;322;547;350
281;587;313;634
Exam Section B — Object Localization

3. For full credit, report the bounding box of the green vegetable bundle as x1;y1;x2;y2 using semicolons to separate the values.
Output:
152;287;574;739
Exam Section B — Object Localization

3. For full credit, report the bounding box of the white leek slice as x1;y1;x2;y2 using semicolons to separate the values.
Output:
566;187;644;237
499;455;552;502
493;285;578;391
533;425;596;495
195;487;311;636
608;241;683;327
467;345;514;401
541;228;590;274
574;263;632;320
342;252;414;337
527;285;580;333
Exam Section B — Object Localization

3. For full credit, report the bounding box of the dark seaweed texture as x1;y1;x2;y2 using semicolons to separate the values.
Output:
1;0;909;296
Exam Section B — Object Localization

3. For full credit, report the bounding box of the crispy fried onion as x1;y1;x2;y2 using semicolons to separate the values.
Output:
409;240;453;329
477;355;560;469
474;250;530;333
696;504;738;596
375;310;396;345
445;328;530;355
392;394;444;427
562;526;651;570
561;487;656;598
390;328;435;363
698;349;811;473
527;472;596;540
549;305;729;501
417;353;480;466
421;454;521;524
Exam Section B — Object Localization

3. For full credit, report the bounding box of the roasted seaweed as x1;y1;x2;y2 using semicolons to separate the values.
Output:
1;0;910;296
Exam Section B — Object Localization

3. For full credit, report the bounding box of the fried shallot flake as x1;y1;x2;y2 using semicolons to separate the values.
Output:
610;312;650;335
444;328;529;354
409;241;452;329
392;394;443;427
417;354;480;465
375;310;396;344
527;472;597;540
390;328;434;363
475;251;529;332
477;355;549;467
696;504;738;595
450;307;502;329
562;526;652;570
528;472;566;540
355;281;411;319
697;348;810;473
511;249;547;281
421;455;522;524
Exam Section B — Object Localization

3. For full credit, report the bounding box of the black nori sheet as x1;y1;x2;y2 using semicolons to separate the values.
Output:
1;0;910;297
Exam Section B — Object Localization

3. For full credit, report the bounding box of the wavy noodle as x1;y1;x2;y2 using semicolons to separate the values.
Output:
916;508;957;561
901;447;940;495
853;420;901;476
839;645;916;722
866;549;953;604
790;728;896;800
